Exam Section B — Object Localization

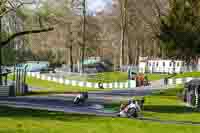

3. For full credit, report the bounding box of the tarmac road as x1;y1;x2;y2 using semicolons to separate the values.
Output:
2;79;200;125
0;96;117;116
0;84;170;116
1;93;200;126
2;84;200;125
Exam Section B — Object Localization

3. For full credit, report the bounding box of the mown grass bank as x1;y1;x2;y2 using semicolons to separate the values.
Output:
0;105;200;133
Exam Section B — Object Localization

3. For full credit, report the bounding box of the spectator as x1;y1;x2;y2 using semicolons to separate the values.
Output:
136;75;140;87
140;74;144;86
144;76;149;86
164;77;168;85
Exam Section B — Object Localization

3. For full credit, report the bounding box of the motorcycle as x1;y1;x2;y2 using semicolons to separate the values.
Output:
73;92;88;105
118;100;142;118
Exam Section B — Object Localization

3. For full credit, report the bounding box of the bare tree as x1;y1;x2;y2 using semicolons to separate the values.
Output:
112;0;169;66
120;0;128;68
130;0;169;57
0;0;53;85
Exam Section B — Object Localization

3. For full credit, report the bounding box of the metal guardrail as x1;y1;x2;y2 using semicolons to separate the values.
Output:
0;86;10;97
27;72;136;89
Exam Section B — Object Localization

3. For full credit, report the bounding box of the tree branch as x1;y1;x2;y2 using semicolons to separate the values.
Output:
0;0;33;17
1;27;54;47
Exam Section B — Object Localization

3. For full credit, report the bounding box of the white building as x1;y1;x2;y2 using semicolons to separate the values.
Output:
139;57;185;74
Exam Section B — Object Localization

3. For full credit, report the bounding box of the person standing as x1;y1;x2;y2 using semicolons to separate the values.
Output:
164;77;168;85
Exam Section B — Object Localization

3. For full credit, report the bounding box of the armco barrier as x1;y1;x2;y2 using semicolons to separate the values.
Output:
27;72;137;89
27;72;200;89
59;78;64;84
0;86;10;97
65;80;70;85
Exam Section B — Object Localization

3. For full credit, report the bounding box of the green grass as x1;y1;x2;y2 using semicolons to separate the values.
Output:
9;71;200;94
1;106;200;133
9;72;128;95
64;72;128;83
25;76;106;94
147;72;200;81
87;72;128;83
86;71;200;82
142;86;200;122
152;85;184;96
104;85;200;123
142;98;200;122
146;74;171;81
85;71;200;82
8;75;103;94
174;72;200;78
2;85;200;132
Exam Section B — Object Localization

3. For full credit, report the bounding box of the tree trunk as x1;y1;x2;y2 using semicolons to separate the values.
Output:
78;47;82;73
67;23;73;72
127;39;132;65
136;40;140;65
81;0;86;73
120;0;128;69
69;46;73;72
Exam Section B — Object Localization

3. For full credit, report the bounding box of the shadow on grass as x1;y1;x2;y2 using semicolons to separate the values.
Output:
144;105;196;113
0;106;104;122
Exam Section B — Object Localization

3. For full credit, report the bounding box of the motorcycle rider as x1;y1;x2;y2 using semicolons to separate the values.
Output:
118;99;141;118
73;92;88;104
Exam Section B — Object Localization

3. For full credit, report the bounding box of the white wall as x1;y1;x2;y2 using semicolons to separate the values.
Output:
139;62;146;73
139;59;185;73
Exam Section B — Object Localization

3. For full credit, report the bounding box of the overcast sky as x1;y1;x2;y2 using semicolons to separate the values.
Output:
87;0;112;12
25;0;112;13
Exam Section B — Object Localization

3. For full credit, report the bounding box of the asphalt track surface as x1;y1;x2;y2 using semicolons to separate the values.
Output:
0;96;118;117
1;84;200;125
0;85;168;117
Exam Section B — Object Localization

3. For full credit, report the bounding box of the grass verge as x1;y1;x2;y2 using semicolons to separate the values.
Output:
147;72;200;81
64;72;128;83
146;74;171;81
1;106;200;133
143;86;200;122
9;72;128;95
25;76;108;94
104;85;200;122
